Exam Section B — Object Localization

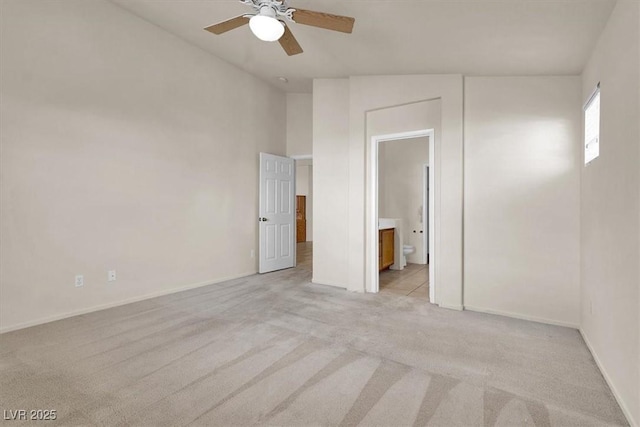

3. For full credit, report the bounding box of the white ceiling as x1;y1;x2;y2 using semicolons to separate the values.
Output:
110;0;616;93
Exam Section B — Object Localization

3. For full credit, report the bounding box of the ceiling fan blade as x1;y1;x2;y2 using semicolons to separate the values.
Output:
292;9;355;33
204;15;250;35
279;25;303;56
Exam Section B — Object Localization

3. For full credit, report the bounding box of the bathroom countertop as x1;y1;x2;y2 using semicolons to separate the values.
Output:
378;218;400;230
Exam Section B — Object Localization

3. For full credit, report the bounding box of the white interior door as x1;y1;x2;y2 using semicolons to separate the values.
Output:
259;153;295;273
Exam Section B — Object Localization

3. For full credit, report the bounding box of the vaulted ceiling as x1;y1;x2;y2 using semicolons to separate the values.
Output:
110;0;616;93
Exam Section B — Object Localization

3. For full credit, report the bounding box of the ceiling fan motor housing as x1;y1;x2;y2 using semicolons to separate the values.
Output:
241;0;295;22
259;5;277;18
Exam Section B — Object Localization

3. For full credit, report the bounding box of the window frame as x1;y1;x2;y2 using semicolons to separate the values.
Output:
584;83;601;165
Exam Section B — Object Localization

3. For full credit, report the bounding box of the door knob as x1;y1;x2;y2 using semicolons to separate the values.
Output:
259;217;268;222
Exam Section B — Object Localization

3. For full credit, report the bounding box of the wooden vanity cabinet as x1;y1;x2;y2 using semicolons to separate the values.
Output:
379;228;395;271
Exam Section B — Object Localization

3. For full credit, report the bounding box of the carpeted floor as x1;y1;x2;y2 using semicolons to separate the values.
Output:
0;242;628;426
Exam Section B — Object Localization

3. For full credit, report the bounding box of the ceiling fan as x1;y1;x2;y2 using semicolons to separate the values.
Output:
204;0;355;56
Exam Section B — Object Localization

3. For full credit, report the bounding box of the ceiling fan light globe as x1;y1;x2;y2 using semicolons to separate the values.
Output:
249;15;285;42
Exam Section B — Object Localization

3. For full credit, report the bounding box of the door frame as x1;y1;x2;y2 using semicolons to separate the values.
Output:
422;164;429;265
368;129;435;303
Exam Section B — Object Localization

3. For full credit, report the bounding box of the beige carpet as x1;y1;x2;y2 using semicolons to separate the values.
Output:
0;243;628;426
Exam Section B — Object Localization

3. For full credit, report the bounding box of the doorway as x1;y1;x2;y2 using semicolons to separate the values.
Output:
368;130;435;302
294;156;313;272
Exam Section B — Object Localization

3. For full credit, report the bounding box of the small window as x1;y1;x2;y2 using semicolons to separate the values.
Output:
584;85;600;164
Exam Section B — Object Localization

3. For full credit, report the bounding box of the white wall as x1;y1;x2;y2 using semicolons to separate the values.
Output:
379;137;429;264
286;93;313;157
312;79;350;287
313;74;586;323
295;159;312;241
0;0;286;332
464;76;582;327
580;1;640;424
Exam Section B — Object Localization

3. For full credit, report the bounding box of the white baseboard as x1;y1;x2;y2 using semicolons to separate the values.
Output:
580;329;637;427
0;271;257;334
464;305;579;329
438;303;464;311
311;278;347;289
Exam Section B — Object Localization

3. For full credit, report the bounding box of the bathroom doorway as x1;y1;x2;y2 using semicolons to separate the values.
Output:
369;129;435;302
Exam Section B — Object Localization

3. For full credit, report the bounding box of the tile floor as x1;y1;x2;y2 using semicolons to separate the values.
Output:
296;241;312;270
379;263;429;299
299;242;428;300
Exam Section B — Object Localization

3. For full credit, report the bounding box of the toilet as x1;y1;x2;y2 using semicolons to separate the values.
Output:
402;244;415;266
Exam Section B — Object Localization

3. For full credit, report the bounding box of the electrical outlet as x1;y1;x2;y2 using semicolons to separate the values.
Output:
250;250;255;259
75;275;84;287
108;270;116;282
